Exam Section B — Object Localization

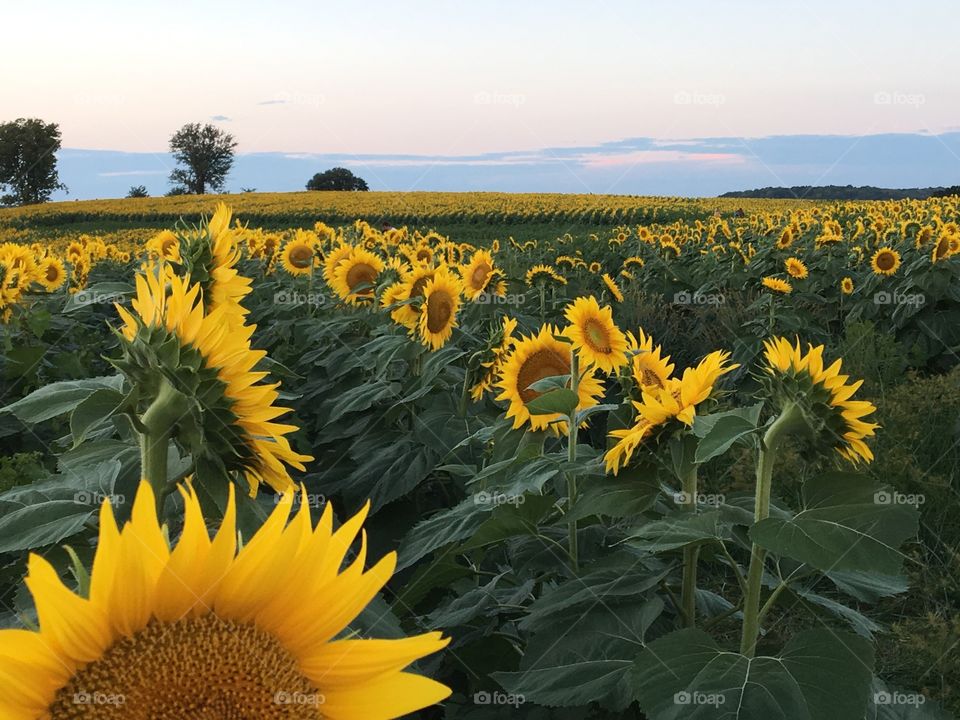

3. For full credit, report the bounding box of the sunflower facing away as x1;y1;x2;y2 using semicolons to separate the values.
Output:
605;350;737;474
115;269;312;494
600;273;624;302
562;296;628;374
418;265;462;350
496;324;602;433
461;249;497;300
762;336;879;463
470;316;518;401
761;276;792;294
0;481;450;719
870;247;901;276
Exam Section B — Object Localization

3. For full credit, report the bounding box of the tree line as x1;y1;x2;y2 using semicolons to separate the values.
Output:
0;118;369;206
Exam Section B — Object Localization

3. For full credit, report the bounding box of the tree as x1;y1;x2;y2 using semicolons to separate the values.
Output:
126;185;148;198
0;118;66;206
306;167;369;191
168;123;237;195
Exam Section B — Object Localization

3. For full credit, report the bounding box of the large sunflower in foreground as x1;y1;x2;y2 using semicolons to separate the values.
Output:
330;248;385;305
461;249;497;300
495;324;602;433
562;296;628;374
762;337;879;464
418;266;462;350
0;482;450;719
116;270;312;494
605;350;737;474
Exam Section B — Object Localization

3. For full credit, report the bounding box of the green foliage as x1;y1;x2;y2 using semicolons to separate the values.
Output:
305;166;369;191
168;122;237;194
0;118;66;206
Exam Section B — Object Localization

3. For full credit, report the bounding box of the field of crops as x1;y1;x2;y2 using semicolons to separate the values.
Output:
1;192;958;719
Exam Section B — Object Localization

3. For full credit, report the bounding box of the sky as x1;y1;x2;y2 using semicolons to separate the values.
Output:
4;0;960;198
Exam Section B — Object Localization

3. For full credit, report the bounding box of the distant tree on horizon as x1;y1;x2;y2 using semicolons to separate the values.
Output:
126;185;149;198
306;167;369;191
0;118;66;206
168;123;237;195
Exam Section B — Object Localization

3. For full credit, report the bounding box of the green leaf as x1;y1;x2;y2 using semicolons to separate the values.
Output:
524;388;579;416
62;282;133;314
397;498;490;570
70;388;127;447
575;403;619;424
526;374;571;394
0;500;96;553
567;467;659;522
633;628;874;719
692;404;762;463
1;376;124;424
750;473;919;575
627;509;733;553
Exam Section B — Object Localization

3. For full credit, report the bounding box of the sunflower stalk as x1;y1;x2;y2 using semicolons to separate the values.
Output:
740;401;802;657
566;347;580;573
139;379;188;504
679;465;699;628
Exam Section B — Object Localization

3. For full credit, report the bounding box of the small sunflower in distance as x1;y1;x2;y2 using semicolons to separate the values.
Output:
871;247;901;276
601;273;624;302
841;277;854;295
418;265;462;350
525;263;566;287
496;324;602;433
784;257;808;279
0;482;450;719
762;276;792;294
281;232;317;276
563;296;628;374
761;337;879;464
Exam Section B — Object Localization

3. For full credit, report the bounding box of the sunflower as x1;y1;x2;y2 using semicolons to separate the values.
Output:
627;330;675;394
932;233;955;263
418;266;462;350
525;264;565;286
115;270;312;494
623;256;645;271
840;277;854;295
605;350;737;474
0;481;450;719
495;325;602;433
870;247;901;276
562;296;628;374
37;257;66;292
470;316;518;401
462;249;496;300
330;248;385;304
601;273;624;302
761;337;879;463
588;261;602;273
281;233;317;276
381;282;417;330
146;230;181;262
761;276;792;294
784;257;808;279
776;227;794;249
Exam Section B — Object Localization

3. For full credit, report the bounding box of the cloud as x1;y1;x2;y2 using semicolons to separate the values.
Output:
210;115;232;122
257;99;287;106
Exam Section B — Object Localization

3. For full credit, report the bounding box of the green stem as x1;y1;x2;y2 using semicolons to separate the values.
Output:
680;466;699;627
539;284;546;325
139;379;188;507
457;365;471;418
566;348;580;573
740;402;802;656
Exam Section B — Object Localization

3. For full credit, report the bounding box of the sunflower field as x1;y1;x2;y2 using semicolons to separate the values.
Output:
0;193;958;719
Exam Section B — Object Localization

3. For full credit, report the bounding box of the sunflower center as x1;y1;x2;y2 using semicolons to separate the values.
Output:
48;614;322;719
161;237;178;258
517;349;570;403
876;252;895;271
471;262;491;288
346;262;377;294
638;364;665;390
416;249;431;262
409;275;432;298
288;245;314;269
426;290;454;333
582;319;612;353
46;264;61;282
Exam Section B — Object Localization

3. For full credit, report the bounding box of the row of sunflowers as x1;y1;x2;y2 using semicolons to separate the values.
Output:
0;198;951;718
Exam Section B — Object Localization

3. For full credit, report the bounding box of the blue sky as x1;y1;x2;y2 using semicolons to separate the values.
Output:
5;1;960;197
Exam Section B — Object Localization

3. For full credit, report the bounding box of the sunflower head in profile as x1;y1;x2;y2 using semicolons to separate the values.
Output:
146;229;181;262
601;273;624;302
281;230;319;276
626;329;675;395
840;277;854;295
470;316;518;401
418;265;462;350
330;247;385;305
462;249;497;300
605;350;737;474
114;269;312;494
931;232;956;263
776;227;794;249
495;324;602;433
0;481;451;719
525;264;565;287
562;296;628;374
37;256;67;292
761;276;792;295
761;337;879;464
381;281;417;330
870;247;901;276
623;256;645;272
784;257;808;279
